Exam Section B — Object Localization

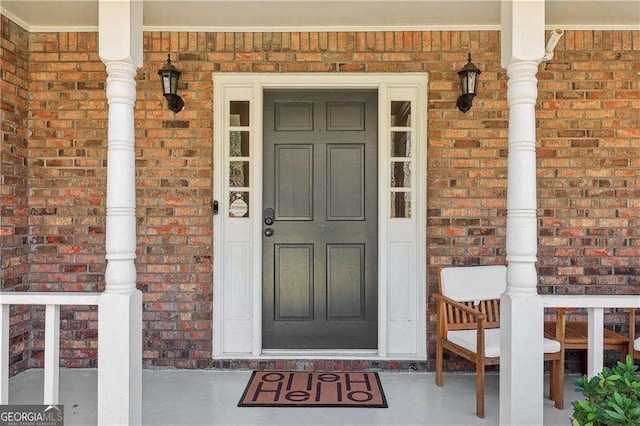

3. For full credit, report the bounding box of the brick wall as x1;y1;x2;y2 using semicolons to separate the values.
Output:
535;33;640;370
3;20;640;371
1;15;31;375
537;32;640;293
27;31;104;368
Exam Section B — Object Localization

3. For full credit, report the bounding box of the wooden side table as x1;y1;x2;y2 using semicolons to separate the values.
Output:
544;321;630;365
542;296;640;377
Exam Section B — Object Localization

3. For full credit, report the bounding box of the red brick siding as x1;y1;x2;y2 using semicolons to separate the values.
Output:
535;33;640;371
26;31;104;368
3;23;639;371
1;15;31;375
537;34;640;293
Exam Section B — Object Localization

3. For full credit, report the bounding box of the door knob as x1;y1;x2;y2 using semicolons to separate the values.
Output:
264;228;274;237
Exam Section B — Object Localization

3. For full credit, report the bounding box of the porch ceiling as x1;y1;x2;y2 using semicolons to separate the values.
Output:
1;0;638;32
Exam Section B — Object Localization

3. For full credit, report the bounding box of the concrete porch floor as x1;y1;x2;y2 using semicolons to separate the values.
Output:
8;369;581;425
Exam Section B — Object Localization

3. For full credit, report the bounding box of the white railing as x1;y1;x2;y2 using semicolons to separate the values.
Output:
541;295;640;377
0;292;100;405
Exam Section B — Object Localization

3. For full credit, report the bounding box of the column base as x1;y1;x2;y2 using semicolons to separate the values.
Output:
499;291;544;426
98;290;142;426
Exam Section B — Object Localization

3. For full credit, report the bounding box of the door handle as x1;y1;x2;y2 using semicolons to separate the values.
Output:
264;228;274;237
264;207;275;225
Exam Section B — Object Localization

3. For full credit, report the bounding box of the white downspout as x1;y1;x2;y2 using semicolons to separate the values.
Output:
543;29;564;61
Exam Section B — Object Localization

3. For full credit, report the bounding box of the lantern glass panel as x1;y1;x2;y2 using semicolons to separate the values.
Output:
161;73;171;95
170;72;179;94
460;73;469;95
468;72;477;94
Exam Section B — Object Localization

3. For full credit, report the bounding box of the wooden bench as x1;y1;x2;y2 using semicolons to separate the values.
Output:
435;265;565;418
633;310;640;360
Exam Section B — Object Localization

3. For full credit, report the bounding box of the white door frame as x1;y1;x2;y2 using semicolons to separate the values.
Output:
213;73;427;360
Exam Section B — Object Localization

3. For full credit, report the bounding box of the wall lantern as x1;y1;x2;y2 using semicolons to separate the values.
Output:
158;54;184;113
456;53;481;113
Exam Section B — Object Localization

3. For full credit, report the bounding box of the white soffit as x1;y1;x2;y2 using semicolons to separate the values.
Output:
0;0;638;32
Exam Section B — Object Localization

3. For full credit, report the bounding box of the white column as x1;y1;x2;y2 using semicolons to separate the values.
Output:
44;304;60;404
500;1;546;425
500;60;544;425
97;1;143;425
0;304;9;405
587;308;605;377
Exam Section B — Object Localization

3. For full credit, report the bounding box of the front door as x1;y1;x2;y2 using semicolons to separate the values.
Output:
262;90;378;349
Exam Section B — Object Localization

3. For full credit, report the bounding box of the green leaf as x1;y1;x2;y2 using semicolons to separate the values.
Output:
609;402;625;415
577;400;591;410
614;391;624;406
571;357;640;426
604;408;626;420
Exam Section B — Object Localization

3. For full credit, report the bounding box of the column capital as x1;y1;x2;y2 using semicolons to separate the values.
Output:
506;60;539;107
506;59;539;75
104;60;138;76
105;61;138;106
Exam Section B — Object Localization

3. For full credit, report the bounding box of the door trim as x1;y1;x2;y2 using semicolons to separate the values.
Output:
213;73;428;360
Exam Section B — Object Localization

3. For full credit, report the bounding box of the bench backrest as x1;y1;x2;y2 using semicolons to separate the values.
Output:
438;265;506;331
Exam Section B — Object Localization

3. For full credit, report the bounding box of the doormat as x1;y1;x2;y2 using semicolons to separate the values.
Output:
238;371;388;408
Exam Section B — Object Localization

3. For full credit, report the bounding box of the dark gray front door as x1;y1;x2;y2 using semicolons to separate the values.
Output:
262;90;378;349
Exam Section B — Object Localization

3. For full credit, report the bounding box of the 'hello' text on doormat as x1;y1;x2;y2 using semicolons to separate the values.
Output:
238;371;388;408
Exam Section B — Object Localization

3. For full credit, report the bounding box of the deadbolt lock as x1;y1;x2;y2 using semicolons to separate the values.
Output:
264;207;275;225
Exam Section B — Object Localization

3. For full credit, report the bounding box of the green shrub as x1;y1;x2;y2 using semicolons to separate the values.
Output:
572;355;640;426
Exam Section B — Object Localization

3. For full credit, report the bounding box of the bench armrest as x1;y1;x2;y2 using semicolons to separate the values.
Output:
545;308;567;344
433;293;487;321
627;308;636;354
434;292;488;354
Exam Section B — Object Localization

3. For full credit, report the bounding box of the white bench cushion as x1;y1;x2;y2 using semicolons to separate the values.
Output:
440;265;506;303
447;328;562;358
635;337;640;351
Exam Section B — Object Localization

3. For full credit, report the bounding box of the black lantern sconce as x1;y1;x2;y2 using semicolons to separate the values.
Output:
158;54;184;114
456;53;482;113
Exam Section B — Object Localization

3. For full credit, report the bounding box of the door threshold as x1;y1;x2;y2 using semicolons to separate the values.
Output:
260;349;379;359
212;350;427;361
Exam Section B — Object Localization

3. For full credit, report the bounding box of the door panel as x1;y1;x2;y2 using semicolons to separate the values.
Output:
326;102;365;131
327;144;365;220
327;244;365;320
274;244;314;320
263;89;378;349
275;145;313;220
275;102;314;131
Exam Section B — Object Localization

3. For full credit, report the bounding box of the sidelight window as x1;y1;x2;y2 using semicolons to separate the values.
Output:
389;101;413;218
228;101;250;218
